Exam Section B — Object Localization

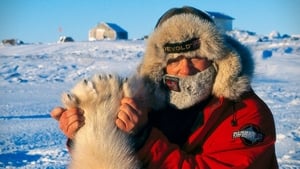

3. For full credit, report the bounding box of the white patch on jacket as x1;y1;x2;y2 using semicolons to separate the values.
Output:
61;74;143;169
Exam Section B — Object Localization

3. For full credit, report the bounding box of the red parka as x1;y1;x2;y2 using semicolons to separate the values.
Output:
137;12;278;167
137;90;278;169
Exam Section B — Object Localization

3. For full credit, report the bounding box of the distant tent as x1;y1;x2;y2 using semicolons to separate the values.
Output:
57;36;74;43
89;22;128;41
206;11;234;32
2;39;24;45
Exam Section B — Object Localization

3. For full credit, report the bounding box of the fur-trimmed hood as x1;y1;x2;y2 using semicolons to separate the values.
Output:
137;11;254;108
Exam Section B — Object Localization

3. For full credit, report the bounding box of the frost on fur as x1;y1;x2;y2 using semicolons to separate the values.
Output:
61;73;143;169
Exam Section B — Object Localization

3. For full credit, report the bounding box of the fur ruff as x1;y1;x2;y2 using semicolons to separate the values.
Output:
138;14;254;102
61;74;143;169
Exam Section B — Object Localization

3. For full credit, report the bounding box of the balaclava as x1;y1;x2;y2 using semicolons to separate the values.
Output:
163;65;216;109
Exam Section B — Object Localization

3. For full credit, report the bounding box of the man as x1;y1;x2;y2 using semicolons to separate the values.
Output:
52;6;278;168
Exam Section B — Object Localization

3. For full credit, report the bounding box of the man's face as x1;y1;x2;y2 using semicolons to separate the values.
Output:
163;55;216;109
166;55;212;77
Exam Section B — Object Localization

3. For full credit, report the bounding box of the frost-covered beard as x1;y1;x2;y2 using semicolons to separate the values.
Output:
163;65;216;109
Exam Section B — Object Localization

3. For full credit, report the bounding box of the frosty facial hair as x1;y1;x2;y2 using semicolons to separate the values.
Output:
163;65;216;109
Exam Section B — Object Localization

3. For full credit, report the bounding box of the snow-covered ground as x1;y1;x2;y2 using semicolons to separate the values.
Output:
0;31;300;168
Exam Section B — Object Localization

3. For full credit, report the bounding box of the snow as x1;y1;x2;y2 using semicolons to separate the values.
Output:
1;31;300;168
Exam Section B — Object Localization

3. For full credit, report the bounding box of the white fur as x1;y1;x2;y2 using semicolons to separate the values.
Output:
139;14;253;101
61;74;141;169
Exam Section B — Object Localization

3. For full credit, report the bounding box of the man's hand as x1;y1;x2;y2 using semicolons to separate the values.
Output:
51;107;85;139
116;97;149;134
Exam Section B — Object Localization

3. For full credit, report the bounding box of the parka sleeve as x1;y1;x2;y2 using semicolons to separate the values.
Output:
136;95;278;169
137;127;277;169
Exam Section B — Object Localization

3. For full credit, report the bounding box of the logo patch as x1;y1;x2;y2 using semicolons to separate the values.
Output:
163;38;200;54
232;124;264;146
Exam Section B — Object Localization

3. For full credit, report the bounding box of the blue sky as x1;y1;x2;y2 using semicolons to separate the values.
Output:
1;0;299;43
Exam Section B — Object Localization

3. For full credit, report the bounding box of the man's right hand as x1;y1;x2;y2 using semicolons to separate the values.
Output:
51;107;85;139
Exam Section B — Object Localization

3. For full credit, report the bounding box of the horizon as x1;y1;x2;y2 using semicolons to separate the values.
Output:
1;0;300;43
